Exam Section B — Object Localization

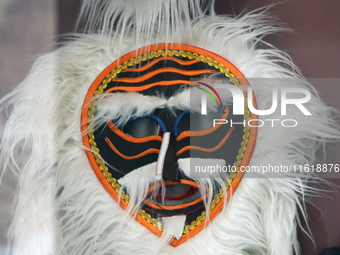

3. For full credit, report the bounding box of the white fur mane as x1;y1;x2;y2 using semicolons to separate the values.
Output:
0;2;339;255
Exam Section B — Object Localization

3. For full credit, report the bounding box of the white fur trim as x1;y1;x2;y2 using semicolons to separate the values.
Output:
0;8;339;255
118;162;156;187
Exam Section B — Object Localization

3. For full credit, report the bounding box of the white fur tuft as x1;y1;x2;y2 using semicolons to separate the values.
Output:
78;0;209;49
162;215;187;240
1;6;339;255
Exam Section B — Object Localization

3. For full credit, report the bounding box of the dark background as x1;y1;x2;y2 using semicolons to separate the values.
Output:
0;0;339;254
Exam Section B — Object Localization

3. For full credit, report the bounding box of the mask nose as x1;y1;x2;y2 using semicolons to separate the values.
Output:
155;132;179;181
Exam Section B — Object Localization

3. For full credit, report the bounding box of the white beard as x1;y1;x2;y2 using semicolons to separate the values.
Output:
1;3;339;254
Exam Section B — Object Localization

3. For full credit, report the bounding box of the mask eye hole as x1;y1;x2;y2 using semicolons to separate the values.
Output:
121;115;166;138
174;109;227;137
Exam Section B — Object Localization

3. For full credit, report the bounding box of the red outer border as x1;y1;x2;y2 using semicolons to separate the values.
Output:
80;43;258;246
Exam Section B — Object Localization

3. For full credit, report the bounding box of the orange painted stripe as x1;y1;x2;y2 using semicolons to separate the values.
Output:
123;56;200;72
115;67;215;84
105;137;159;159
176;127;234;156
176;108;230;141
104;80;200;94
108;121;163;143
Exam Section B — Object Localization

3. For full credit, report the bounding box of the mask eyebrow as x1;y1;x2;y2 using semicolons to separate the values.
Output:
93;92;167;129
173;110;190;137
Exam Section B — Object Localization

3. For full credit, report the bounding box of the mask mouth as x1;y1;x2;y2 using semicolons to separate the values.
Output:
143;180;209;213
154;184;198;203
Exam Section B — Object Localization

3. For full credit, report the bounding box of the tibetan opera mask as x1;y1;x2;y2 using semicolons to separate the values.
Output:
81;44;257;246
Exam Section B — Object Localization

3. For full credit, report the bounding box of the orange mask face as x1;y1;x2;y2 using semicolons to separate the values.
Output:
81;44;257;246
